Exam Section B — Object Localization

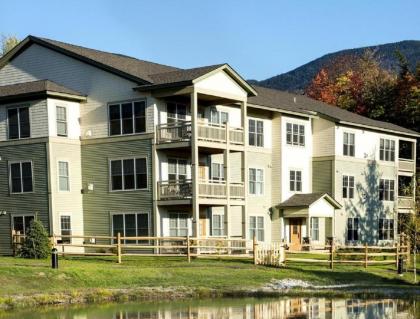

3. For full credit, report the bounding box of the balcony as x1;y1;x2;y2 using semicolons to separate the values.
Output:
157;180;245;201
156;121;244;146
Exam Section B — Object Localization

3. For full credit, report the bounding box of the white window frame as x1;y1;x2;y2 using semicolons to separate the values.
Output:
310;217;319;241
58;161;70;192
248;118;264;147
169;212;190;237
166;101;188;123
378;218;394;241
111;212;150;244
108;99;147;136
379;138;395;162
9;160;34;194
211;162;224;181
7;105;31;140
60;215;72;244
343;132;355;156
379;178;395;201
56;105;68;137
211;212;225;237
249;168;264;195
289;170;302;192
210;109;229;125
168;158;188;181
109;157;148;192
11;213;35;235
286;122;305;146
342;175;355;199
347;217;359;241
249;216;264;241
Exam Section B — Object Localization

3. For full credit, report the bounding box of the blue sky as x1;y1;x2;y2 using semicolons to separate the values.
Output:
1;1;419;80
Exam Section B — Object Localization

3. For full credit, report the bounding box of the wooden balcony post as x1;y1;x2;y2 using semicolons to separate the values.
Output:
117;232;122;264
253;235;258;265
240;100;248;240
330;239;334;270
187;235;191;263
364;244;368;269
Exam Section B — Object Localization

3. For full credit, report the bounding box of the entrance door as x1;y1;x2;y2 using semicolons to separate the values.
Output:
289;218;302;250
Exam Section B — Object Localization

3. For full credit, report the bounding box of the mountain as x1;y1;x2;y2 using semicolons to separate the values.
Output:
253;40;420;93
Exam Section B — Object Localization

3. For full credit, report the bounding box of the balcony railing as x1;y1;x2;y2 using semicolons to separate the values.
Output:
156;121;244;146
398;196;415;209
157;179;245;201
398;158;415;172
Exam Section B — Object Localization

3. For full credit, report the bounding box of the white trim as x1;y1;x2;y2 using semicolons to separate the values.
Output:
110;211;151;243
108;156;149;192
107;99;147;137
6;104;32;140
8;160;34;194
57;160;70;192
55;104;68;137
248;167;264;196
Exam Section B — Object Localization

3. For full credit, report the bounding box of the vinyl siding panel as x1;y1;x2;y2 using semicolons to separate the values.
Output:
81;138;153;237
312;118;335;157
0;142;49;255
312;160;333;195
229;206;243;237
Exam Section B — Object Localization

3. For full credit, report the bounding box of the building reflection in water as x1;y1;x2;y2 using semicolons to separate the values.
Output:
112;298;414;319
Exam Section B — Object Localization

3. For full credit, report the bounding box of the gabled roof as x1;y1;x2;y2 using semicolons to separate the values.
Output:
276;193;342;209
250;85;419;137
0;80;86;102
0;36;179;84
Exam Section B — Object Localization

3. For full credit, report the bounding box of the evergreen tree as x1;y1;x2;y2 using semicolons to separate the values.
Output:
18;219;51;259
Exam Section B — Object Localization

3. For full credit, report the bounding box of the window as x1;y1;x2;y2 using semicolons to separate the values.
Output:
109;100;146;136
60;216;71;244
286;123;305;146
169;213;189;237
249;119;264;147
12;215;34;235
379;218;394;240
379;138;395;161
343;175;355;199
347;218;359;241
210;109;228;125
8;106;30;139
289;170;302;192
343;132;355;156
167;102;187;123
168;158;187;181
112;213;149;244
110;158;147;191
379;179;395;201
211;163;224;181
56;106;67;137
249;216;264;241
311;217;319;241
211;213;224;236
9;161;33;193
249;168;264;195
58;161;70;191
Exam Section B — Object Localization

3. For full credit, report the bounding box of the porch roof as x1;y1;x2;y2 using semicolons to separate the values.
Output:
276;193;342;209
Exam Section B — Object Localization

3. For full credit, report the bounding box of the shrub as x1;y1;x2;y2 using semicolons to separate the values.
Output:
18;219;51;259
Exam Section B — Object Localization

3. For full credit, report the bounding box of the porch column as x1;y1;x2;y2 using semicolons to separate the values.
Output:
191;89;200;237
240;100;248;239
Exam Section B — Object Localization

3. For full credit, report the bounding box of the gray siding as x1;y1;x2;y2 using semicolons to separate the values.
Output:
0;142;50;255
81;138;153;237
312;160;333;195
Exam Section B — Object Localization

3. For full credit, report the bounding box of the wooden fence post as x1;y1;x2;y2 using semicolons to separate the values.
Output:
187;235;191;263
364;244;368;269
253;235;258;265
329;239;334;270
407;239;411;265
395;243;399;270
117;232;122;264
11;230;16;257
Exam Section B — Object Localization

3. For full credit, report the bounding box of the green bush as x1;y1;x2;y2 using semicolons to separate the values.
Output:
18;219;51;259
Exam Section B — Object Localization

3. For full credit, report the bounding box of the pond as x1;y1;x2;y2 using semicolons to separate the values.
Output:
1;297;417;318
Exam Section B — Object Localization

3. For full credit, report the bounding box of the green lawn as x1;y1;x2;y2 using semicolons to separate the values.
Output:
0;255;418;298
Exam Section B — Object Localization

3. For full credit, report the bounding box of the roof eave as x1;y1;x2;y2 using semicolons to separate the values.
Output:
0;91;86;103
338;120;420;138
247;102;317;118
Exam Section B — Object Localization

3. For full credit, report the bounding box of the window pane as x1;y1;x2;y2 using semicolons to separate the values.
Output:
137;214;149;237
22;162;33;192
111;160;123;190
13;216;24;233
123;159;135;189
112;215;124;237
8;108;19;139
19;107;30;138
125;214;136;239
136;158;147;189
10;163;22;193
121;103;133;134
134;101;146;133
109;105;121;135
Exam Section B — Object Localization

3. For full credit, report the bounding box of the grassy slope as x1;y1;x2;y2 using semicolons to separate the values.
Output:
0;256;418;297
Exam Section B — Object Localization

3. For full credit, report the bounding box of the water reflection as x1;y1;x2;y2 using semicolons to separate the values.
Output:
2;298;417;319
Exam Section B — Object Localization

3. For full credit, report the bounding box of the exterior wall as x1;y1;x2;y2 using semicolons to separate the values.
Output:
195;70;248;99
312;159;333;194
0;141;49;255
312;118;335;157
81;137;153;237
0;44;153;139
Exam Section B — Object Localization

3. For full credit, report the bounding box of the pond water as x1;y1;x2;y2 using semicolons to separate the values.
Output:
1;297;417;319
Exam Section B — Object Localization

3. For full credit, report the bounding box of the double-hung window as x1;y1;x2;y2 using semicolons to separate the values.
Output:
58;161;70;191
56;106;67;137
10;161;33;193
286;123;305;146
167;102;187;123
12;215;34;235
249;216;264;241
210;109;229;125
343;132;355;156
110;158;147;191
169;213;189;236
211;213;224;236
379;179;395;201
310;217;319;241
378;218;394;240
211;163;224;181
8;106;30;139
109;100;146;136
347;218;359;241
60;216;72;244
249;119;264;147
249;168;264;195
289;170;302;192
379;138;395;161
112;213;149;244
168;158;187;181
342;175;355;199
